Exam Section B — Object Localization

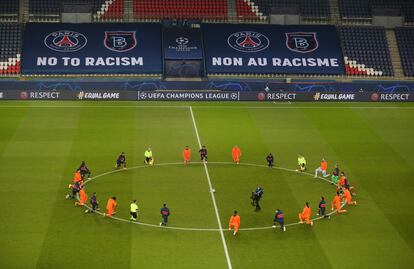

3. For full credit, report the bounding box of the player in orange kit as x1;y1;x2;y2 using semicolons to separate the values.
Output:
331;192;347;213
298;202;313;226
73;170;82;184
342;188;357;206
183;146;191;165
314;158;330;178
228;210;241;236
75;187;88;206
232;146;242;164
337;172;346;190
105;196;117;217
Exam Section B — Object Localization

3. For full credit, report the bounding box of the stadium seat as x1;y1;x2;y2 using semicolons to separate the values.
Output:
395;27;414;77
0;23;22;76
0;0;19;21
28;0;124;22
339;26;393;77
338;0;414;25
236;0;330;21
134;0;227;21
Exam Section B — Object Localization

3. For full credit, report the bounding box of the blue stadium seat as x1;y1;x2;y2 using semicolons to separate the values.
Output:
0;0;19;21
236;0;330;21
395;27;414;77
338;0;414;24
28;0;123;22
339;26;393;77
0;23;22;75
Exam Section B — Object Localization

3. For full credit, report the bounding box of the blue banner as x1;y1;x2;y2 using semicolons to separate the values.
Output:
202;24;345;75
21;23;162;75
163;28;203;60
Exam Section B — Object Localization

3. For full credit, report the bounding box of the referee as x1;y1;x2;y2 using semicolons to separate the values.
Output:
130;200;138;221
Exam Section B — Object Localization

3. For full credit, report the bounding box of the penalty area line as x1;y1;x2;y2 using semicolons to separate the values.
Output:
189;106;233;269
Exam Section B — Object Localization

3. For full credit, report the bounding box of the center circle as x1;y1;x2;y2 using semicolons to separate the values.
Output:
81;162;339;231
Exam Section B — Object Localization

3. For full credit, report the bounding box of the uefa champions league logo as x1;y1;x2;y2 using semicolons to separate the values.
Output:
176;37;189;45
227;31;270;53
44;30;87;52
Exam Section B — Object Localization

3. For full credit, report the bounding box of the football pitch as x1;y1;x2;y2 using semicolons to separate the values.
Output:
0;101;413;269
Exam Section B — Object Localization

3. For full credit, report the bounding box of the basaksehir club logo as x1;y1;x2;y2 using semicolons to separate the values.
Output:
227;31;270;53
44;30;87;52
285;32;318;53
104;31;137;52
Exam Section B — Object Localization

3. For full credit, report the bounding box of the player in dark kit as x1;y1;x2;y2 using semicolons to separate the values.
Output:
318;196;330;219
116;152;126;169
86;192;99;213
251;186;264;211
160;203;170;226
266;153;274;168
272;209;286;231
199;145;208;162
66;181;81;199
78;161;91;180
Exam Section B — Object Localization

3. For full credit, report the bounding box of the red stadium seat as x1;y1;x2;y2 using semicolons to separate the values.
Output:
134;0;227;21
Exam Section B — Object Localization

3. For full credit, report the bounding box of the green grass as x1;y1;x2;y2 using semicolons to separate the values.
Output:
0;101;413;268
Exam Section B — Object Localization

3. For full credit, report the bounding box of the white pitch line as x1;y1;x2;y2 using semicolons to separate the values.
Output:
189;106;233;269
80;161;347;232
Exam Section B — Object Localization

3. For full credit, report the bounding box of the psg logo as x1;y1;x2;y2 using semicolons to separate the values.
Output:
227;31;269;53
44;30;87;52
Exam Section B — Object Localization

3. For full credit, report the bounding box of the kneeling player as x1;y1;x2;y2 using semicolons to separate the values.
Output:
318;196;330;219
228;210;241;236
116;152;126;169
78;161;91;180
342;188;357;206
298;202;313;226
297;154;307;172
331;192;347;213
66;181;81;200
105;197;117;217
144;148;154;165
314;158;330;178
86;192;99;213
75;187;88;206
272;209;286;231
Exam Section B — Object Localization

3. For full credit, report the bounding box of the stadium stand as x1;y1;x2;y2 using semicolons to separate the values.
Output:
93;0;124;21
236;0;330;21
395;27;414;77
29;0;123;22
0;0;19;22
134;0;227;20
338;0;414;25
0;23;22;76
339;26;393;77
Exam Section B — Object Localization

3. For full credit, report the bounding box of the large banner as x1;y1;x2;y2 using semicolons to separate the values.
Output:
202;24;345;75
21;23;162;75
1;90;413;102
163;28;203;60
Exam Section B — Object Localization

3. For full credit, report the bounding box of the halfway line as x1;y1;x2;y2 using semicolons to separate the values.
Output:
189;106;233;269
